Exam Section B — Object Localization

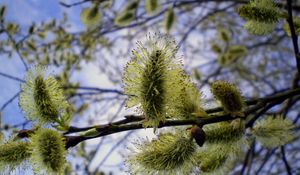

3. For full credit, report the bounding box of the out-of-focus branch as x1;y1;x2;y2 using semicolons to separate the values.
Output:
287;0;300;74
281;146;293;175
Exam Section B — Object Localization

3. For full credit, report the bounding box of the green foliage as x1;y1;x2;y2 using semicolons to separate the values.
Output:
218;28;231;43
251;116;295;148
30;128;67;174
212;28;248;67
211;43;222;54
228;45;248;57
165;7;175;32
125;0;140;11
80;5;102;27
211;81;244;114
219;45;248;66
115;11;135;26
127;131;196;175
0;141;31;174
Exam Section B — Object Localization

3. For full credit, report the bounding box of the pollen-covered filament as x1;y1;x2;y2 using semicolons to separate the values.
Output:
141;50;165;120
33;75;59;121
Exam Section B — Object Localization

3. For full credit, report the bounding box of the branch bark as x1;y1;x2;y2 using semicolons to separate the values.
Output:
63;87;300;148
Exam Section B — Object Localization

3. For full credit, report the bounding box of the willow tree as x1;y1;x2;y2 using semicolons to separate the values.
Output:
0;0;300;174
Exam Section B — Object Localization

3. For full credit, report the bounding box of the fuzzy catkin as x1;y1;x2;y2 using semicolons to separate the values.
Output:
30;128;66;174
123;33;183;129
211;81;244;113
19;66;69;125
251;116;295;148
127;132;196;175
0;141;31;174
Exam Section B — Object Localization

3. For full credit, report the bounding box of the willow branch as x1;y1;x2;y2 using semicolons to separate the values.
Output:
63;87;300;148
287;0;300;74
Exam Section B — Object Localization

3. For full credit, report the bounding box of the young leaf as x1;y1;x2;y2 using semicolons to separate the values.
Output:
218;28;231;43
165;7;175;32
115;10;135;26
125;0;140;11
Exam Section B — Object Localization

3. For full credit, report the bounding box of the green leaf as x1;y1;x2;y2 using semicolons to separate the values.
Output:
218;28;231;43
165;7;175;32
26;40;37;51
0;6;6;19
211;43;222;54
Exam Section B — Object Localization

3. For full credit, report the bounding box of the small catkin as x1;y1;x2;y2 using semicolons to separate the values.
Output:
237;0;282;35
127;132;196;175
203;120;245;144
0;141;31;174
172;74;206;119
19;66;69;125
251;116;295;148
195;143;238;174
30;128;66;174
211;81;244;113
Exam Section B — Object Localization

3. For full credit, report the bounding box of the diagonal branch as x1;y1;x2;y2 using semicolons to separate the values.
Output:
286;0;300;74
63;87;300;148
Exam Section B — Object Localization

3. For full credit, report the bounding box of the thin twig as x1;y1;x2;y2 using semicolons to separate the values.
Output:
281;146;293;175
287;0;300;74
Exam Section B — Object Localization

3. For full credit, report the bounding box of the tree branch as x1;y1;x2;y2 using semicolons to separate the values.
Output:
286;0;300;74
63;87;300;148
281;146;293;175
